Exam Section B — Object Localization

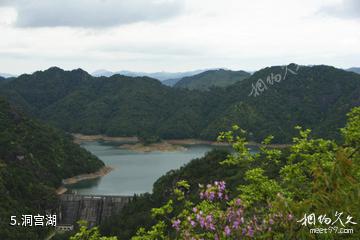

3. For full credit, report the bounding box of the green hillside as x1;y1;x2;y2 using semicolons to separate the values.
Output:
0;98;104;239
0;67;208;139
200;64;360;142
0;64;359;143
174;69;250;90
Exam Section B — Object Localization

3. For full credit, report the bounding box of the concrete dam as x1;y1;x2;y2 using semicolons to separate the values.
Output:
58;194;132;227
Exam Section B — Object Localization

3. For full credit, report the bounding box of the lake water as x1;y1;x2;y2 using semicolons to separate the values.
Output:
66;141;218;196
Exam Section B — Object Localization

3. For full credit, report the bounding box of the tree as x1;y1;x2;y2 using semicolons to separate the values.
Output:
70;221;118;240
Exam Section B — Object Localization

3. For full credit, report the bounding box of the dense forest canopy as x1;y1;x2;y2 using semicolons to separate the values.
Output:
0;64;359;143
0;98;104;239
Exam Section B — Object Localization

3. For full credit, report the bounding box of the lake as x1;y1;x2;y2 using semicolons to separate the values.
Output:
66;141;219;196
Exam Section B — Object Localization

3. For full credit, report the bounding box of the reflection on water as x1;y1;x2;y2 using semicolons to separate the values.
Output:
66;142;221;195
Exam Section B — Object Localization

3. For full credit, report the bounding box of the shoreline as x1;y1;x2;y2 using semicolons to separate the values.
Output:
55;166;113;195
72;133;138;144
72;133;292;151
56;136;291;194
119;142;187;153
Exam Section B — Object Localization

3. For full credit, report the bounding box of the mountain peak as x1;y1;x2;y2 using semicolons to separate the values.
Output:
46;66;65;72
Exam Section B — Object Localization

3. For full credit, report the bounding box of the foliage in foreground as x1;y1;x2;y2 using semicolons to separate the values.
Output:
69;221;117;240
131;107;360;239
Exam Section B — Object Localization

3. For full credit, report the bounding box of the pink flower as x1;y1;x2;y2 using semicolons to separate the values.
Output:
209;191;215;201
247;226;254;237
209;223;216;231
224;226;231;236
172;219;181;231
233;220;240;229
206;214;213;223
200;192;204;199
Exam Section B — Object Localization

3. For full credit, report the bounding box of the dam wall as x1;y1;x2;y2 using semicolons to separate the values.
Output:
58;194;132;227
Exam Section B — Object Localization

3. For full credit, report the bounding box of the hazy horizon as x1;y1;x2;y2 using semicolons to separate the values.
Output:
1;63;360;78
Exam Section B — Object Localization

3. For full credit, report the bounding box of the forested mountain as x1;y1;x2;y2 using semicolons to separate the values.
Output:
200;64;360;142
174;69;251;90
0;64;359;143
0;98;104;239
0;67;211;140
347;67;360;74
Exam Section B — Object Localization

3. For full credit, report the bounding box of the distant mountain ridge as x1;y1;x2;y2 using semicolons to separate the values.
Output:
174;69;251;90
0;64;359;143
91;69;114;77
0;72;16;78
92;69;209;81
347;67;360;74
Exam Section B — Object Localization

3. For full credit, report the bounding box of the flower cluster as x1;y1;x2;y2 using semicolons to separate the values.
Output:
172;219;181;231
170;181;293;239
199;181;228;202
193;208;216;231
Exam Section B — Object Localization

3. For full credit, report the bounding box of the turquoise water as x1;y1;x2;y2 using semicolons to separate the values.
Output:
66;141;218;195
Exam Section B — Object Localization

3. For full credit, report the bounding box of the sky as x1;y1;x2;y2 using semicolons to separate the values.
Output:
0;0;359;75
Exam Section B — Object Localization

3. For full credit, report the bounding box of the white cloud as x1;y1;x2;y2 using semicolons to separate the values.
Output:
0;0;184;27
0;0;359;74
320;0;360;19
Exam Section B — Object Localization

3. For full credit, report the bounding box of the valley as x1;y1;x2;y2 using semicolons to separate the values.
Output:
1;1;359;238
0;63;359;239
